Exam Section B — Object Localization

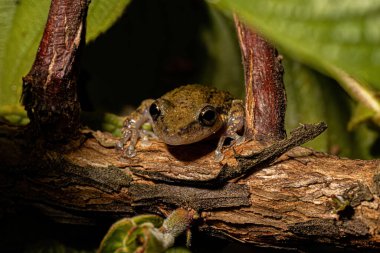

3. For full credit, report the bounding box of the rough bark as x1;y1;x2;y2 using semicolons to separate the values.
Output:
0;127;379;251
22;0;89;141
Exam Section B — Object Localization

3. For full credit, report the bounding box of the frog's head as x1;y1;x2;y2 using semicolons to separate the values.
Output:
148;98;225;145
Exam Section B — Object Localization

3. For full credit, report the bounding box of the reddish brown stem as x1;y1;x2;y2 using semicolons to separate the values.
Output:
234;16;286;142
22;0;89;141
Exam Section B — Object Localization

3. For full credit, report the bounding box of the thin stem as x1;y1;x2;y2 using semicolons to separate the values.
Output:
329;65;380;114
22;0;89;141
234;15;287;142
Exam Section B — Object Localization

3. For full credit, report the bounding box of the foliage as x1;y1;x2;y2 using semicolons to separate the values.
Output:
212;0;380;157
283;59;377;158
215;0;380;88
98;215;167;253
98;209;196;253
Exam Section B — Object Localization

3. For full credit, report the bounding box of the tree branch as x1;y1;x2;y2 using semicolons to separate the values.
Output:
1;128;379;250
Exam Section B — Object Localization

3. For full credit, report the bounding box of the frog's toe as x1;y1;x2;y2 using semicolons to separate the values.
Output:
140;136;152;147
214;150;224;162
115;141;124;151
234;136;245;146
125;146;137;158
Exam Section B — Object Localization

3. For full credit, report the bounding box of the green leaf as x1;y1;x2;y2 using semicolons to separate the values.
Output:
0;0;50;106
0;104;29;125
0;0;131;107
214;0;380;88
98;215;173;253
348;103;376;130
284;58;378;158
284;59;329;152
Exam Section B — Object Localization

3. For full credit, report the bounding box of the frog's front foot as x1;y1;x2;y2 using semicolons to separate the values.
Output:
118;99;155;159
117;126;140;158
117;143;137;158
125;145;137;158
117;127;157;158
214;134;245;162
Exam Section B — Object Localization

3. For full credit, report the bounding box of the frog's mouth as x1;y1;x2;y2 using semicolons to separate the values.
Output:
160;134;211;146
154;121;224;146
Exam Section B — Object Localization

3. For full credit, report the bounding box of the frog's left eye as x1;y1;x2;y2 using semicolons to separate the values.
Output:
199;106;217;126
149;102;161;121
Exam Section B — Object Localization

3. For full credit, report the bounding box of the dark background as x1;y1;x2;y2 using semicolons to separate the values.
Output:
80;0;243;115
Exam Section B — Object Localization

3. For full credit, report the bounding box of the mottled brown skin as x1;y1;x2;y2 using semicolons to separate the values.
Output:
118;85;245;161
153;85;233;145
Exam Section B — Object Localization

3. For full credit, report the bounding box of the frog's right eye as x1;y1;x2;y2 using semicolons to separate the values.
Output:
199;105;217;126
149;102;161;121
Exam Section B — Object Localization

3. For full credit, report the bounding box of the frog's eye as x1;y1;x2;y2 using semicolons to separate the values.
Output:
199;106;217;126
149;102;161;121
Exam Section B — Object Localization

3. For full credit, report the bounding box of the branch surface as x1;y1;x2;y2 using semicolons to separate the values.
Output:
1;127;379;250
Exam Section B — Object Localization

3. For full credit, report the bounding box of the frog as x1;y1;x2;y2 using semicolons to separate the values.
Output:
117;84;245;161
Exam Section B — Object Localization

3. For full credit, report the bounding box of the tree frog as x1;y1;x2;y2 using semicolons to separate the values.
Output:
117;84;245;161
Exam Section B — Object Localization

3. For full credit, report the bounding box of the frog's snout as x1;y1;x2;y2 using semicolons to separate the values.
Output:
154;121;222;146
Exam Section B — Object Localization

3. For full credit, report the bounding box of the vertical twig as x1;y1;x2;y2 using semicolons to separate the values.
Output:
234;16;286;142
22;0;89;141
